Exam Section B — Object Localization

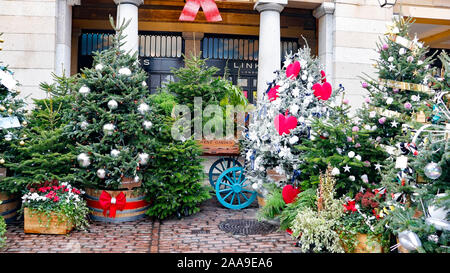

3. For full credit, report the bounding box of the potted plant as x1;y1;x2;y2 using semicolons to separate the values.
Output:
339;188;389;253
22;180;89;234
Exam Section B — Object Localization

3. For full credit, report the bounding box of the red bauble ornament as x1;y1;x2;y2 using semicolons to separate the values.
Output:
286;61;301;79
312;82;332;101
320;70;327;83
274;112;297;135
282;184;301;204
268;85;280;102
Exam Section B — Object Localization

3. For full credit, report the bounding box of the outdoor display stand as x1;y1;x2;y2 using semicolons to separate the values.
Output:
198;139;257;210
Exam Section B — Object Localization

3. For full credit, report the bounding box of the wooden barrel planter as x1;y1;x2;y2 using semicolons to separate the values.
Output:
84;188;150;223
0;192;20;224
23;208;73;235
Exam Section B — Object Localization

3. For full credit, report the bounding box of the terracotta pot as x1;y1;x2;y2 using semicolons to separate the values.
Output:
342;233;383;253
24;208;73;235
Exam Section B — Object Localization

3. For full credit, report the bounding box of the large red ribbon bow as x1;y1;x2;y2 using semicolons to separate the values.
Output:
179;0;222;22
99;191;126;218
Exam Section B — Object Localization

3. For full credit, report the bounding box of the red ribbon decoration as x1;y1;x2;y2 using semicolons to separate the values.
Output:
99;191;127;218
179;0;222;22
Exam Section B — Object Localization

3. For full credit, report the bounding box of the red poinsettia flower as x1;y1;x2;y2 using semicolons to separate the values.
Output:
343;200;357;212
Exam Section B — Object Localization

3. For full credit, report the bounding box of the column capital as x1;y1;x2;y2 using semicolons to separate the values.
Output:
67;0;81;5
182;32;204;41
114;0;144;7
313;2;335;19
254;0;287;13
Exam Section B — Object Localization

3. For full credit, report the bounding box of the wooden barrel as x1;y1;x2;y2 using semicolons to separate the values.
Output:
0;191;20;223
84;188;150;223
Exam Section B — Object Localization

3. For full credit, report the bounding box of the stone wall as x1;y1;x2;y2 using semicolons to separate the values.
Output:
0;0;58;104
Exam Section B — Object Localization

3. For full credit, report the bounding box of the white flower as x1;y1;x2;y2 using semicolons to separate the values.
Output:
418;60;424;65
386;97;393;105
399;48;406;55
364;125;371;130
275;165;285;175
290;104;300;115
292;87;300;98
369;111;376;118
118;67;132;76
411;95;420;102
349;175;356;181
348;151;355;158
289;136;299;145
355;155;362;161
388;56;394;62
279;146;291;158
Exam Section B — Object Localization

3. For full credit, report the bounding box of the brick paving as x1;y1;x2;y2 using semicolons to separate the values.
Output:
0;198;299;253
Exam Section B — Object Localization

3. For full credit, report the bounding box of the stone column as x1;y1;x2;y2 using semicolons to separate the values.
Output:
313;2;335;87
55;0;79;77
114;0;144;55
254;0;287;104
182;32;204;58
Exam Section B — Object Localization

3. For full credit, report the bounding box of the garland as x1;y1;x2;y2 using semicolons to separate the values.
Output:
378;78;432;95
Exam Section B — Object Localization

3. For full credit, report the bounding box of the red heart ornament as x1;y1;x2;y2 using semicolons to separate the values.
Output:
312;82;332;101
286;61;301;79
282;184;301;204
274;113;298;135
320;70;327;83
267;85;280;102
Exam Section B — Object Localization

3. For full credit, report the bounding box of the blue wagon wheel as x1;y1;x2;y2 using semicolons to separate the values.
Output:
208;157;242;188
215;166;257;210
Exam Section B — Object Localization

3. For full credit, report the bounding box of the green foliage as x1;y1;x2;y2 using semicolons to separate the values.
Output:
0;210;6;248
149;92;177;116
290;167;345;253
142;92;210;219
295;100;388;196
0;73;76;194
279;188;316;230
257;184;285;221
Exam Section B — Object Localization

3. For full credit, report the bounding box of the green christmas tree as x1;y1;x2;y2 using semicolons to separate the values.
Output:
64;18;153;190
357;17;437;198
142;92;210;219
0;33;27;182
295;93;388;197
0;73;76;194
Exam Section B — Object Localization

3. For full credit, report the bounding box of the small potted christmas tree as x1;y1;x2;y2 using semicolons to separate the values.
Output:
64;18;152;222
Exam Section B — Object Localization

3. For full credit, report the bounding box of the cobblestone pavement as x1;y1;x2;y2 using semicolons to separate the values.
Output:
1;198;299;253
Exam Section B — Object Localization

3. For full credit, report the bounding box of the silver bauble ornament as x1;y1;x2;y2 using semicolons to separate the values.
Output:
134;176;140;183
79;85;90;96
107;99;118;110
80;121;89;130
118;67;132;76
77;153;91;167
425;218;450;231
97;169;106;179
95;63;104;70
110;149;120;158
143;120;152;130
4;134;12;141
424;162;442;180
398;230;422;251
103;123;115;136
137;103;150;115
138;153;149;165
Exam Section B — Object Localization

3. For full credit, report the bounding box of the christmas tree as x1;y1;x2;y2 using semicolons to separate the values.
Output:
295;92;388;197
357;17;437;199
142;92;210;219
0;73;76;194
64;18;153;189
0;33;27;193
241;45;340;196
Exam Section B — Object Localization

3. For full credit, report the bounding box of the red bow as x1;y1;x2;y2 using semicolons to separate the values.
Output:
99;191;126;218
343;200;357;212
179;0;222;22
